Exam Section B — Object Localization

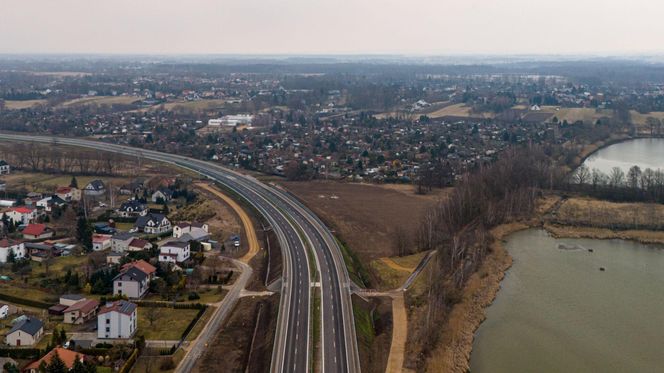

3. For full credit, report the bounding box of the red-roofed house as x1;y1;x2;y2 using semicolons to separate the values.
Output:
22;224;54;240
127;238;151;252
25;347;88;373
121;260;156;279
64;299;99;324
92;234;112;251
2;206;35;224
0;239;25;263
55;186;81;202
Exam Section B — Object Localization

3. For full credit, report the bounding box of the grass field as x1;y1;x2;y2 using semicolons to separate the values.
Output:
3;99;48;109
554;197;664;230
137;307;200;340
370;251;427;290
58;96;139;108
1;172;132;193
426;103;494;119
143;99;226;112
195;286;226;304
282;181;447;261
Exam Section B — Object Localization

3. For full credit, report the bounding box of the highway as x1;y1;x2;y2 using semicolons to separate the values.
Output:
0;134;360;373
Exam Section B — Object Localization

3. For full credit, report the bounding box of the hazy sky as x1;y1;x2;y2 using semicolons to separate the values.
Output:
1;0;661;55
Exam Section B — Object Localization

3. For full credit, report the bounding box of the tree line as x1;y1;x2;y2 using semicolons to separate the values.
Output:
571;164;664;203
411;146;563;367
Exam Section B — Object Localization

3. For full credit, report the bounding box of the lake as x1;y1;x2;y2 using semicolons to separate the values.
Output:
470;229;664;373
582;138;664;174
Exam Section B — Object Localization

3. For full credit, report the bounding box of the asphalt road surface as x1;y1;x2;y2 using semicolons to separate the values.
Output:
0;134;360;373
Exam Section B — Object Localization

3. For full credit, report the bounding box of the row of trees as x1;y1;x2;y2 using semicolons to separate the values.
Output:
412;146;563;367
572;164;664;203
0;142;139;176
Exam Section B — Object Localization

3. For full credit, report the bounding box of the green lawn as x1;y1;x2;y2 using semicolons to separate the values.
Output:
136;307;200;340
195;286;226;304
185;306;214;341
30;255;89;277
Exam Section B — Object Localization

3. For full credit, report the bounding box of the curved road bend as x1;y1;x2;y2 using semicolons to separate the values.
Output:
0;134;360;373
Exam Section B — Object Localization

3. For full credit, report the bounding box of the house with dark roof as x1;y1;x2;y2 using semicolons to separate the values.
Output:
0;160;10;175
97;300;137;339
111;232;137;253
84;180;106;196
134;213;171;234
117;199;148;218
159;240;190;263
127;238;151;252
113;267;149;299
5;316;43;346
151;187;174;203
121;260;156;279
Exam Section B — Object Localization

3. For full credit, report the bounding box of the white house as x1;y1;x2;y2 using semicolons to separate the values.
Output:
84;180;106;197
5;317;43;346
208;114;253;127
0;239;26;263
0;304;9;319
151;188;174;203
2;207;36;225
92;234;113;251
111;232;136;253
55;186;81;202
113;267;149;299
117;199;148;218
97;300;137;339
135;213;171;234
0;161;9;175
159;241;190;263
173;222;209;240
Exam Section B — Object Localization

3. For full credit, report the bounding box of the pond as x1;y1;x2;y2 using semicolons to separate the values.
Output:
582;138;664;174
470;229;664;373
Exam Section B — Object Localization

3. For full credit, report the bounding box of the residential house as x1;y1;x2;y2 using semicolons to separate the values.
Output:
127;238;151;252
84;180;106;196
63;299;99;325
26;243;59;262
59;294;86;307
119;180;145;195
117;199;148;218
111;232;137;253
2;206;36;225
0;239;25;263
173;222;209;240
159;241;190;263
22;223;54;240
0;304;9;319
25;347;88;373
121;260;156;280
151;187;174;203
55;186;81;202
5;316;43;346
134;213;171;234
35;196;66;213
97;300;137;339
0;160;9;175
106;251;126;265
92;234;112;251
113;267;149;299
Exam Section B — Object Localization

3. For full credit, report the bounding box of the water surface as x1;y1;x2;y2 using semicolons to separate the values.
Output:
470;229;664;373
582;138;664;174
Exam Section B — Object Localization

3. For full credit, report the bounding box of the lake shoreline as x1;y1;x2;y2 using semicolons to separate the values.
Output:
440;219;664;373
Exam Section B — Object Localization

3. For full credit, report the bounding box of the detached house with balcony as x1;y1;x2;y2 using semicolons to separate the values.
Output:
134;213;171;234
159;240;190;263
113;267;149;299
97;300;137;339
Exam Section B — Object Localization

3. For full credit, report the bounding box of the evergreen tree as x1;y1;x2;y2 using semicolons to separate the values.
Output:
69;176;78;189
76;217;92;251
70;359;86;373
46;351;67;373
3;361;18;373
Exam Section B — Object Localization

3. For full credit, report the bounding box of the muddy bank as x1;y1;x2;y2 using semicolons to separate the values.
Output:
423;223;529;372
545;223;664;245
